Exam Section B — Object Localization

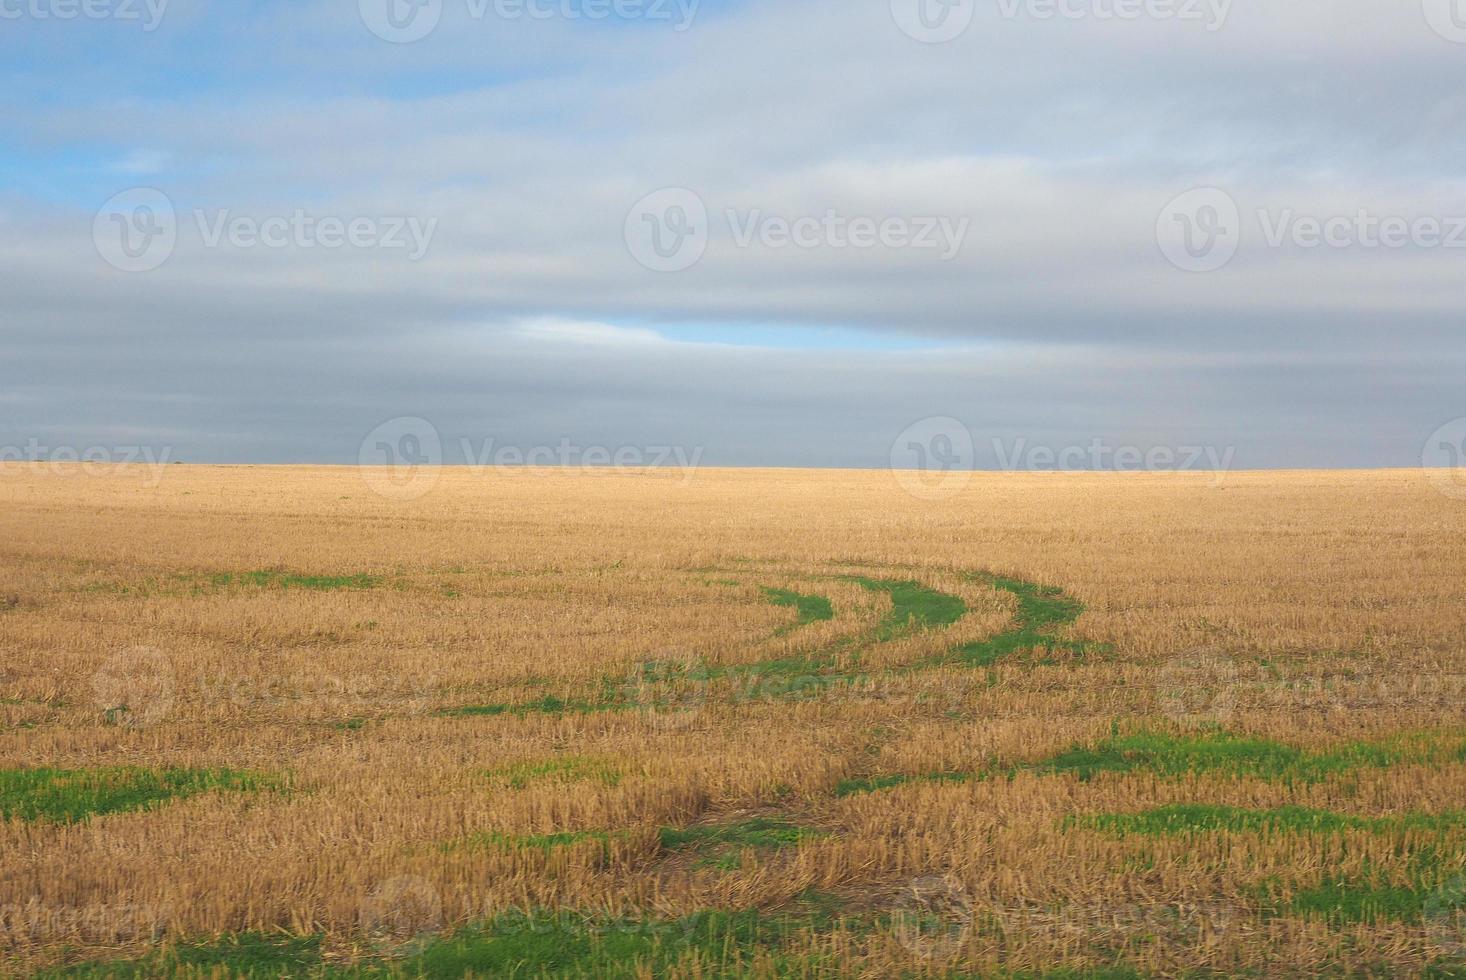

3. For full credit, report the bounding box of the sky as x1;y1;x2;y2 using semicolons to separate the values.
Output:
3;0;1466;473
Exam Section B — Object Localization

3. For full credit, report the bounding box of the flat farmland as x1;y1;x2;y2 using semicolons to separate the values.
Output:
2;465;1465;978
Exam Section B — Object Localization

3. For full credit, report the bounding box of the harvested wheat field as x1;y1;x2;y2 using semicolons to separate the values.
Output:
2;464;1466;978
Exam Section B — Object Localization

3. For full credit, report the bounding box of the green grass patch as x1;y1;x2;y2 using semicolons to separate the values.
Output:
1069;803;1466;837
485;755;621;789
660;816;825;869
834;771;970;797
922;573;1097;669
1247;849;1466;928
40;932;323;979
432;569;1105;721
847;577;966;640
393;907;841;979
1283;878;1434;926
1021;730;1451;784
208;571;381;591
762;586;835;628
437;694;600;718
0;767;277;824
44;909;845;978
448;829;616;855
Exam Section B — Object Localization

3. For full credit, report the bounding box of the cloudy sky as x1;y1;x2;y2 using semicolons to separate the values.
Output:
3;0;1465;471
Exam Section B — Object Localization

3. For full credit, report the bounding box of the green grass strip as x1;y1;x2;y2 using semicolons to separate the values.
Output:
1027;729;1453;784
209;571;380;591
834;771;970;797
1069;803;1466;837
659;816;822;851
0;767;277;824
447;829;615;854
484;756;621;789
839;730;1464;796
845;576;966;640
919;573;1096;669
42;909;847;979
761;586;835;628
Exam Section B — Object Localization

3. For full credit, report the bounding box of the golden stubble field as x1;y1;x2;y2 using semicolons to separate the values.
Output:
2;463;1466;977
